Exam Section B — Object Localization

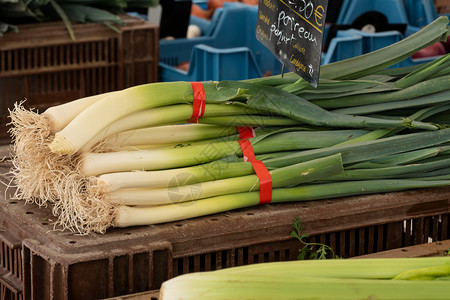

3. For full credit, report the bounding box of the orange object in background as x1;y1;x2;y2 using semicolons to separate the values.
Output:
176;61;191;71
240;0;258;5
191;3;213;19
207;0;239;11
192;0;256;20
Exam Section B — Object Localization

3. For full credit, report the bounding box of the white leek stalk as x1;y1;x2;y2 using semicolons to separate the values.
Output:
100;124;237;148
96;159;254;192
49;82;244;155
80;103;256;152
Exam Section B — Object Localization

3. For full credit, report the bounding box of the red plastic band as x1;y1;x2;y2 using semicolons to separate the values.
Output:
251;160;273;204
238;139;273;204
188;82;206;123
237;126;256;139
238;139;256;162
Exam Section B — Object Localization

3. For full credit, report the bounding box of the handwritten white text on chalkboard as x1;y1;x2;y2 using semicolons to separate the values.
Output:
284;0;325;29
269;10;318;46
255;0;328;87
287;0;314;19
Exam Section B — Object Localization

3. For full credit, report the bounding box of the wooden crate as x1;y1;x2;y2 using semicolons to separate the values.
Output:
356;239;450;258
0;156;449;299
0;15;158;141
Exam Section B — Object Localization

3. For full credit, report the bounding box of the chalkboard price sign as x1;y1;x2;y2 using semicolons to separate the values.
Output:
256;0;328;87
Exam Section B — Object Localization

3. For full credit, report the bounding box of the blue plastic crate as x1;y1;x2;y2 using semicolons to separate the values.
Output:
322;27;438;67
321;30;364;65
159;44;262;81
322;29;404;65
404;0;439;27
159;1;443;82
190;15;212;36
348;29;403;53
192;0;208;10
322;0;444;67
159;3;283;82
337;0;409;25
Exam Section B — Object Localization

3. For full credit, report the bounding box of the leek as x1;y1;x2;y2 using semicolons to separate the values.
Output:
100;124;238;148
8;92;114;203
95;159;254;192
262;128;450;168
95;140;450;193
161;274;450;300
49;82;244;155
395;53;450;88
105;154;343;205
7;17;450;234
114;178;450;227
220;81;439;131
159;257;450;300
80;130;367;176
332;90;450;115
314;75;450;109
325;157;450;181
80;103;262;152
287;16;449;88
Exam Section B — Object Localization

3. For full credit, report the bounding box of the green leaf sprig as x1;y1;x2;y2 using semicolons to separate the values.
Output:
290;216;339;260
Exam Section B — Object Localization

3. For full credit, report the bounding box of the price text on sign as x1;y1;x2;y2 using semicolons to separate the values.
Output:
256;0;328;87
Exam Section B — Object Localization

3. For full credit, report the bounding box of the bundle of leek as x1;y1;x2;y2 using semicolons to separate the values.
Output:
7;16;450;234
159;257;450;299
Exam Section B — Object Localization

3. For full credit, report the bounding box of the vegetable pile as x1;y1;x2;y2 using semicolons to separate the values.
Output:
0;0;158;38
8;16;450;234
159;256;450;299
